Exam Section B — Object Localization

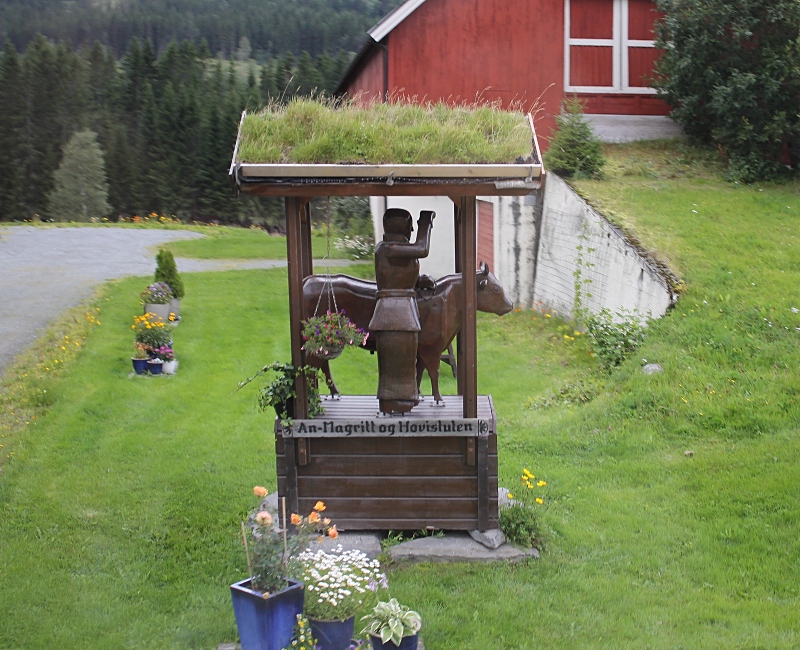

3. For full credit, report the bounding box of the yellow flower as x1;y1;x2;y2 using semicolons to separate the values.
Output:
523;468;534;479
537;480;547;487
507;493;514;499
536;497;544;504
313;501;326;512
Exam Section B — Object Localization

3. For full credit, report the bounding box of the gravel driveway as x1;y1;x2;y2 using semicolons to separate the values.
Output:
0;226;354;374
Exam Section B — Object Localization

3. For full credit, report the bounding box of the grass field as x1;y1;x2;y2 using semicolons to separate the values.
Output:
1;141;798;649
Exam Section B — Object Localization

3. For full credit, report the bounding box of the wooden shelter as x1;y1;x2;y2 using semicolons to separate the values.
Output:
230;104;544;531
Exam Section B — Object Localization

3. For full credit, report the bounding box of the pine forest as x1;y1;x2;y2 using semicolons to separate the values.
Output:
0;1;402;226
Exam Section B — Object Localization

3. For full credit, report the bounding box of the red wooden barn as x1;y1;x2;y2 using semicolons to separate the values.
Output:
337;0;668;146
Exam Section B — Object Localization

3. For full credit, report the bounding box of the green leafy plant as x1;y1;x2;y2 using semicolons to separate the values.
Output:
291;546;387;621
132;342;149;360
140;282;173;305
242;488;335;595
544;97;605;179
361;598;422;646
154;249;185;299
584;307;648;371
500;468;547;549
131;312;171;351
238;362;324;420
301;311;367;359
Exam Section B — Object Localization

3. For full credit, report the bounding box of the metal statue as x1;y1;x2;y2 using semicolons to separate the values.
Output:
369;208;435;413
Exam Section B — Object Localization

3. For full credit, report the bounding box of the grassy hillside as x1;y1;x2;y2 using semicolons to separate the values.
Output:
0;140;798;648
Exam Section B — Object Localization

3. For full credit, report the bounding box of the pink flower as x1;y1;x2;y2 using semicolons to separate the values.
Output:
255;511;273;526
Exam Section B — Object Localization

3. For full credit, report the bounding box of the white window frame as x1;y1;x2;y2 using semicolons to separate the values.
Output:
564;0;658;94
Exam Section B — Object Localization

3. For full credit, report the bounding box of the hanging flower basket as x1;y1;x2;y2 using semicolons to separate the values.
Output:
301;311;367;361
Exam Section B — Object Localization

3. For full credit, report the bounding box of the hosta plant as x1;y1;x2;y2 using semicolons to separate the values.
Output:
361;598;422;646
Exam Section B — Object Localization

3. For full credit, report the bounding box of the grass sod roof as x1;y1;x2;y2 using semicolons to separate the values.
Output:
234;99;538;166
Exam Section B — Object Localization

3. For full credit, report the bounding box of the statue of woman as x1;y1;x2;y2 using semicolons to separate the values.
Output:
369;208;435;413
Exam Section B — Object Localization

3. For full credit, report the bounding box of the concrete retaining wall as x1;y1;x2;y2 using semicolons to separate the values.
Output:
532;174;676;318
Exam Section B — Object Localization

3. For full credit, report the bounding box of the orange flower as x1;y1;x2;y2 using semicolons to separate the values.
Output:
290;513;302;525
327;526;338;540
323;518;331;526
309;511;321;524
313;501;326;512
253;486;268;498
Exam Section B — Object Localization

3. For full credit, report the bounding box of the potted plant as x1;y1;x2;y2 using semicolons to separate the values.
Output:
232;489;337;650
238;362;324;421
291;545;388;650
154;249;184;318
132;312;172;358
140;282;173;322
301;310;367;360
361;599;422;650
153;345;177;374
131;342;150;375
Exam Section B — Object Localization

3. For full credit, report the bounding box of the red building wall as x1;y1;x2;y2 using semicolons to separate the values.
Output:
346;49;385;103
385;0;565;147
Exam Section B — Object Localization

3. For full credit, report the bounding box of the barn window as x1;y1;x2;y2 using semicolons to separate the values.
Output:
564;0;662;94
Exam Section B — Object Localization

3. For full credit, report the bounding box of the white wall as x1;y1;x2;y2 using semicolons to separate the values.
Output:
370;195;456;279
534;174;676;319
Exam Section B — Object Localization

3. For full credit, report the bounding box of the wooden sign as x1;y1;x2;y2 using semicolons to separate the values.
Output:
285;418;490;437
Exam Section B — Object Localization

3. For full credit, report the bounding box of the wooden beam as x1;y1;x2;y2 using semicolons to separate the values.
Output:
285;197;309;419
460;196;478;419
238;181;539;198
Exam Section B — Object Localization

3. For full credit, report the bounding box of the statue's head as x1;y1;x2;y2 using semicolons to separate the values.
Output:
383;208;412;239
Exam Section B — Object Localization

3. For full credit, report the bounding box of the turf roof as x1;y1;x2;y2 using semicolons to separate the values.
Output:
235;99;535;165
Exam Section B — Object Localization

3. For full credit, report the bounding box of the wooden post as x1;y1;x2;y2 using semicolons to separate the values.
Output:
453;202;464;395
285;197;309;418
459;196;478;419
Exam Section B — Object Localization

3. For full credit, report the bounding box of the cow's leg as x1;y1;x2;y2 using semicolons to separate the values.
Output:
307;356;339;396
419;348;444;404
416;356;426;400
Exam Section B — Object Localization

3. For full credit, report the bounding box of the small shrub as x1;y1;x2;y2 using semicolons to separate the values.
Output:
544;97;605;179
584;307;648;371
154;249;184;299
500;504;543;549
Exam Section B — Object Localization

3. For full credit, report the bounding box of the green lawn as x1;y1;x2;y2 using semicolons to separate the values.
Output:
161;228;343;260
1;141;798;648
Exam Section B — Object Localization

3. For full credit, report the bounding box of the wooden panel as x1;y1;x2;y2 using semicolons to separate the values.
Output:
628;47;661;88
570;46;613;87
628;0;662;40
299;497;478;518
476;200;494;271
288;434;498;455
322;518;498;531
285;454;498;477
296;476;497;498
570;0;613;39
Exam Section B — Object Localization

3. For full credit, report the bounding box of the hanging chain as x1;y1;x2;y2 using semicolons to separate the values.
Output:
312;197;339;317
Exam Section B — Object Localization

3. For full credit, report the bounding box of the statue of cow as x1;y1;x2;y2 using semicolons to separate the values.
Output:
302;262;513;403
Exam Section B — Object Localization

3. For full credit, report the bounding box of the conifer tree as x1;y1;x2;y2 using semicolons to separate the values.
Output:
47;129;111;221
0;41;27;220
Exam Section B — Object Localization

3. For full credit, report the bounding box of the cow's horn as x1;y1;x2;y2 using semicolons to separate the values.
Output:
479;261;488;275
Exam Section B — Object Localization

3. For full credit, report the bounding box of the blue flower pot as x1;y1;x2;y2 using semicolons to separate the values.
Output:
230;578;305;650
131;358;149;375
370;633;419;650
309;616;355;650
147;359;163;375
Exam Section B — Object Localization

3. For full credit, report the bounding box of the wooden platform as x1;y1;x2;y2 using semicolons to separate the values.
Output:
275;395;498;531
